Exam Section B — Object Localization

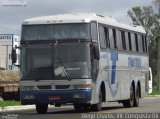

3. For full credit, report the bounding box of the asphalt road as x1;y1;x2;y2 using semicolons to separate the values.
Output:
1;96;160;119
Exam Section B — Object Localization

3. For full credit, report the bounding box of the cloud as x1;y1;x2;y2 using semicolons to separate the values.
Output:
0;0;151;35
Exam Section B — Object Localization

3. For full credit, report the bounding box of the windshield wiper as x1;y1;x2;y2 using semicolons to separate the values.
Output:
57;57;71;81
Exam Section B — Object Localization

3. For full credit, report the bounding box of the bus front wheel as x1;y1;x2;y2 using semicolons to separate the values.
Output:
123;85;134;108
91;89;102;111
36;104;48;114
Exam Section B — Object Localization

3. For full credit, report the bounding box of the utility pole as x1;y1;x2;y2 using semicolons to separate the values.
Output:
2;45;12;70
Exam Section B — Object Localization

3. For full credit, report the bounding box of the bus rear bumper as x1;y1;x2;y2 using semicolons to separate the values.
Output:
21;89;91;105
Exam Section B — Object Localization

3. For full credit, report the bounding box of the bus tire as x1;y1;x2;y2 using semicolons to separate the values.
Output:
73;104;82;112
133;85;140;107
123;85;134;108
36;104;48;114
74;104;89;112
91;89;102;111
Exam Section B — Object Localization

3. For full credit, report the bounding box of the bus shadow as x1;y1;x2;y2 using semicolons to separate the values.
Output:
17;105;125;115
46;105;124;114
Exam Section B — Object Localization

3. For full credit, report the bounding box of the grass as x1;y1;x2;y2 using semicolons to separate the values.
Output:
149;87;160;96
0;100;20;107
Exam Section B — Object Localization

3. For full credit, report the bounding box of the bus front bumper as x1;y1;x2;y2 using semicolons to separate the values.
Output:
21;89;91;105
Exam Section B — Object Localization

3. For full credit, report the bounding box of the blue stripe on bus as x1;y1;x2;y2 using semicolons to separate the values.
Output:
111;52;118;84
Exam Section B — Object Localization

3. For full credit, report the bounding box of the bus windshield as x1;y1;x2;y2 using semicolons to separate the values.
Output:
54;43;91;79
21;23;90;41
21;43;91;80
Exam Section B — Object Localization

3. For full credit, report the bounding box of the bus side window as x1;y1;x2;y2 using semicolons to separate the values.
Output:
131;33;136;52
135;34;139;52
121;31;126;50
128;32;132;51
91;22;98;42
138;34;143;53
144;36;148;53
142;35;145;53
116;30;123;50
99;26;107;49
109;28;115;49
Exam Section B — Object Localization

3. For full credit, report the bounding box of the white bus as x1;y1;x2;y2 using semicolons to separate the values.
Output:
148;67;152;94
13;13;149;113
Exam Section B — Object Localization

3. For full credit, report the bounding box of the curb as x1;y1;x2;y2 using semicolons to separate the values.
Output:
0;105;35;112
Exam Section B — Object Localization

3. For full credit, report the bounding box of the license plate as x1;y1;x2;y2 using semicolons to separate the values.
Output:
49;96;60;100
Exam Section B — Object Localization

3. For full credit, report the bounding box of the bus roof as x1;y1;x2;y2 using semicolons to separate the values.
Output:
23;13;146;34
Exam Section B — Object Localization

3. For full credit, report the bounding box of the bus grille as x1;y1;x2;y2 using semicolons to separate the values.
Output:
55;85;70;89
37;85;51;89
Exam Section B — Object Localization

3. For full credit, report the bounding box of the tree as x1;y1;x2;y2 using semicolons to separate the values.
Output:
128;6;159;89
128;6;157;41
152;0;160;91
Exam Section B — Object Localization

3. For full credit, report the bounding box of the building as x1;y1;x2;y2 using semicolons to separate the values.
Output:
0;34;20;70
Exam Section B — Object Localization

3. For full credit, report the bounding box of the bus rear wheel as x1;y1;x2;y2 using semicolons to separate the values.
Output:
123;85;134;108
36;104;48;114
133;86;140;107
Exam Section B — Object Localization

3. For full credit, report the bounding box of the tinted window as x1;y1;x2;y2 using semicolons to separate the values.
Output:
144;36;148;53
131;33;136;52
116;30;123;50
99;26;107;49
91;22;98;41
135;34;139;52
109;28;116;49
128;32;132;51
142;35;145;52
22;23;90;41
125;32;130;51
138;34;143;53
121;31;126;50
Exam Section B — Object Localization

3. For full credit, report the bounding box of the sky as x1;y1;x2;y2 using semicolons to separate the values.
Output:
0;0;152;36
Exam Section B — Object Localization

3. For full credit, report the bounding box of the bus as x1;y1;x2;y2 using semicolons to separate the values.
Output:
12;13;149;113
148;67;152;94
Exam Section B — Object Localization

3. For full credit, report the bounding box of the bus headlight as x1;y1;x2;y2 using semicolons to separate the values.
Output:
71;84;92;89
21;86;36;91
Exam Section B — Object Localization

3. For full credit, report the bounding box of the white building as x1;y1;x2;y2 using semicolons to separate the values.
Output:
0;34;20;70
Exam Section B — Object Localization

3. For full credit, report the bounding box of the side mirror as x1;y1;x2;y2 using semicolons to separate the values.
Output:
93;43;100;60
12;49;17;64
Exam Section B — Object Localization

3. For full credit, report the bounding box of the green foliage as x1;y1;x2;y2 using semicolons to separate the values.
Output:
153;75;159;87
128;6;157;40
0;100;20;107
149;40;158;76
149;86;160;95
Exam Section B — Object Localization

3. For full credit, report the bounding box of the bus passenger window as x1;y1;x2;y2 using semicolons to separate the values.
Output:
91;22;98;42
138;34;143;53
109;28;115;49
144;36;148;53
135;34;139;52
131;33;136;52
125;32;129;51
99;26;107;49
116;30;123;50
121;31;126;50
142;35;145;53
128;32;132;51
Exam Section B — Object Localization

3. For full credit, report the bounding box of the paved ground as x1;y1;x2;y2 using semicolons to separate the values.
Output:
1;96;160;119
